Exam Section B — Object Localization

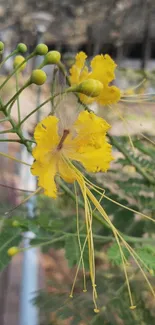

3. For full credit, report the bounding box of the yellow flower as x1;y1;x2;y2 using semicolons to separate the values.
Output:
69;52;121;105
31;110;113;198
31;110;113;311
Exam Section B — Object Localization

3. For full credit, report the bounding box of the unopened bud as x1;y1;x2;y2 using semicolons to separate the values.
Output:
75;79;103;97
0;41;4;52
35;44;48;55
7;246;20;257
13;55;26;71
31;69;47;85
12;220;20;227
17;43;27;53
44;51;61;65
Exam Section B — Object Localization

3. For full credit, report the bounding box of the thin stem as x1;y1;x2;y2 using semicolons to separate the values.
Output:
20;235;66;253
0;49;18;70
15;71;21;123
0;139;21;143
0;117;9;123
0;183;34;193
0;129;13;134
0;52;35;90
51;67;58;114
5;80;30;110
0;106;32;152
19;92;66;126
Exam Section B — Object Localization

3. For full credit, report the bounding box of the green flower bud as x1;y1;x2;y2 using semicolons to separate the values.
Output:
75;79;103;97
44;51;61;65
13;55;26;71
35;43;48;55
12;220;20;227
31;69;47;85
17;43;27;53
0;41;4;52
7;246;20;257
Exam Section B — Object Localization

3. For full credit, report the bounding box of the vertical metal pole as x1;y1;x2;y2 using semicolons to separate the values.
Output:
19;150;39;325
19;29;44;325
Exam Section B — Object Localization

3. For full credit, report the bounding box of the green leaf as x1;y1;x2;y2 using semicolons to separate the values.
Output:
0;226;22;271
135;247;155;271
107;243;130;266
65;235;80;268
65;235;89;269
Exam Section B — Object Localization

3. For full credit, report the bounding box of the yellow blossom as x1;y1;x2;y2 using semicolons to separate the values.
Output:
31;110;113;198
31;110;113;311
69;52;121;105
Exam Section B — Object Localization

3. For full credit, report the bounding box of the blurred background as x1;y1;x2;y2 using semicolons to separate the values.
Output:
0;0;155;70
0;1;155;325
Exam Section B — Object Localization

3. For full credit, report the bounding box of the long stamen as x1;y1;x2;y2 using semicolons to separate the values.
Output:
74;182;87;293
83;176;155;223
87;188;155;304
63;157;99;311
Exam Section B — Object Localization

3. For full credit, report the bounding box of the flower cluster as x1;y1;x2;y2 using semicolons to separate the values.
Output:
2;44;153;313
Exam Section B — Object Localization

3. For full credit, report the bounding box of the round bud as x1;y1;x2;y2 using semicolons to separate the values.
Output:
44;51;61;65
12;220;20;227
0;41;4;52
76;79;103;97
31;69;47;85
35;44;48;55
17;43;27;53
13;55;26;71
7;246;19;257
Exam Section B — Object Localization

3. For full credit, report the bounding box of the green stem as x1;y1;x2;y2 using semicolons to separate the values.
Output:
19;91;67;126
15;71;21;123
0;49;18;70
51;67;58;114
1;109;32;152
0;117;9;122
108;134;155;185
20;235;66;253
0;139;21;143
0;129;13;134
63;232;155;244
5;80;30;110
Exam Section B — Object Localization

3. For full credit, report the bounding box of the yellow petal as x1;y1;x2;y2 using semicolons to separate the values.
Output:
75;52;87;70
90;54;117;85
34;116;60;147
64;111;113;172
73;111;110;143
97;85;121;105
32;116;60;161
69;52;87;85
31;157;58;198
69;142;113;173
